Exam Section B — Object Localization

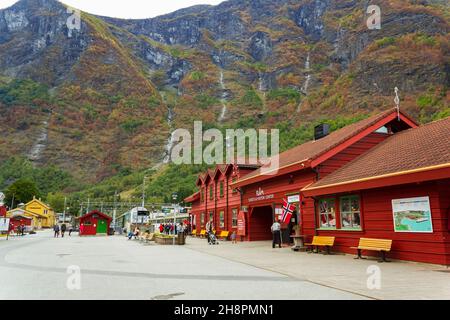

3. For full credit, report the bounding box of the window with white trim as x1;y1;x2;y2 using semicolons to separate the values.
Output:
340;195;361;230
318;198;336;229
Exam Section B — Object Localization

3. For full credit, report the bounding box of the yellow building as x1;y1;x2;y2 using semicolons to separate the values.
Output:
24;197;56;228
7;207;42;229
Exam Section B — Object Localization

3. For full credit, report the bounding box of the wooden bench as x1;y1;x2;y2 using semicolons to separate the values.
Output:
305;236;335;254
218;231;230;240
191;230;197;237
351;238;392;263
199;230;206;238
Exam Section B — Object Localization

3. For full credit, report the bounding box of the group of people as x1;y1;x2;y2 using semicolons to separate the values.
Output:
53;223;73;238
158;222;190;236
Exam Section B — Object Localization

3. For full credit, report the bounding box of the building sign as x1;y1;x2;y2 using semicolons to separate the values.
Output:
275;207;283;221
392;197;433;233
249;188;275;203
237;211;246;236
0;218;10;232
287;194;300;203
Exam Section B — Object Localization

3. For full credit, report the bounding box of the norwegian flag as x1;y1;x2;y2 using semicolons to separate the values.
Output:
281;199;296;224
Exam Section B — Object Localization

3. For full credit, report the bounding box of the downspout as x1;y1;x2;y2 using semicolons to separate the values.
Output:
226;176;229;231
311;166;321;236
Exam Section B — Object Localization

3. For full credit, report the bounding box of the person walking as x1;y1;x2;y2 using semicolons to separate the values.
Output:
205;220;213;244
61;223;67;238
271;219;282;248
159;224;164;234
69;226;73;236
53;224;60;238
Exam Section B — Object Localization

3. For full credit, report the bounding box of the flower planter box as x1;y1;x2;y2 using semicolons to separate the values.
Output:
155;234;186;245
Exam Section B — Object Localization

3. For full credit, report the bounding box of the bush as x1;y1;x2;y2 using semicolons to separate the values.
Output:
120;119;145;133
0;79;49;106
267;88;301;103
238;89;263;108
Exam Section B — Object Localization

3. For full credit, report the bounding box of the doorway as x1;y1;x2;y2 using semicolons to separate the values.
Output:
96;219;107;234
248;206;274;241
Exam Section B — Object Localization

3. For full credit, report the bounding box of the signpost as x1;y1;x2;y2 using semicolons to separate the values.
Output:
1;217;10;240
237;211;246;240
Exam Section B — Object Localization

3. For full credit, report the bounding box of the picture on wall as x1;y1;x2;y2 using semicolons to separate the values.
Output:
392;196;433;233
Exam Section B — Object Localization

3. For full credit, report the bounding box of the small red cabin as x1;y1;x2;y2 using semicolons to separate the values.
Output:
10;215;33;231
78;210;112;236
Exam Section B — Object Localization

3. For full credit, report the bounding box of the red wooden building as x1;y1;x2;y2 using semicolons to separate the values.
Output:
185;163;258;234
185;109;450;265
302;117;450;265
9;215;33;231
78;210;112;236
231;108;417;241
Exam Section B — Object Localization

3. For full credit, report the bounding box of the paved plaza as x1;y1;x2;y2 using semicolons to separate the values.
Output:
0;231;448;300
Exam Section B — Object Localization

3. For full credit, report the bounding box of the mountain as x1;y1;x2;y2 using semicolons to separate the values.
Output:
0;0;448;189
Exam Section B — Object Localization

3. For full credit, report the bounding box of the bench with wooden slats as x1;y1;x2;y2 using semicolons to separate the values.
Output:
199;230;206;238
305;236;335;254
191;230;197;237
351;238;392;262
218;231;230;240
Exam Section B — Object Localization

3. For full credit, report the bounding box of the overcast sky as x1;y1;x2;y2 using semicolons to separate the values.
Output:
0;0;225;19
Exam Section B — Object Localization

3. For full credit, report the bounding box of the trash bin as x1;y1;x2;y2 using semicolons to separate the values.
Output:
177;233;185;245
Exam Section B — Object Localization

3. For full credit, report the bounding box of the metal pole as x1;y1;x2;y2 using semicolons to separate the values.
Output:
113;191;117;230
142;176;147;208
173;205;177;246
63;197;67;223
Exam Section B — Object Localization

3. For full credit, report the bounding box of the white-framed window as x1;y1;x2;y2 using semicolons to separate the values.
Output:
232;208;238;227
219;211;225;228
340;195;361;230
318;198;336;229
201;213;205;226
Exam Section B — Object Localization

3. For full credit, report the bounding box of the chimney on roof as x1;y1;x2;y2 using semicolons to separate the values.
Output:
314;124;330;140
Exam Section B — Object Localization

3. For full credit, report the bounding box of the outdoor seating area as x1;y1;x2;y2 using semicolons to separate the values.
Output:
351;238;393;263
305;236;335;255
303;235;394;262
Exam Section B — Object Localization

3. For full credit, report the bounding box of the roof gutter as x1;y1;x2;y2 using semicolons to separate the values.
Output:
302;163;450;197
231;159;312;188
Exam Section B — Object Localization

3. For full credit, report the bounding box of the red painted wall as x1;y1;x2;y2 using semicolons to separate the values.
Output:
317;132;389;178
303;180;450;265
10;217;32;231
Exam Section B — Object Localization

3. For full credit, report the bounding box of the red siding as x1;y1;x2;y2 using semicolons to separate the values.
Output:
303;180;450;265
318;132;389;178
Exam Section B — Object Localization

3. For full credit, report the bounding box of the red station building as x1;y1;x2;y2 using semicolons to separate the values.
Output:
77;210;112;236
185;109;450;265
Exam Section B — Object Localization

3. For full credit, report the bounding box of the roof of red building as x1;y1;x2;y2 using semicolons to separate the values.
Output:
184;191;200;203
303;116;450;195
76;210;112;221
233;108;417;187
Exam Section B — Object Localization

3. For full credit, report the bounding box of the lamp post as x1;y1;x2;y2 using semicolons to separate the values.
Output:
172;192;178;245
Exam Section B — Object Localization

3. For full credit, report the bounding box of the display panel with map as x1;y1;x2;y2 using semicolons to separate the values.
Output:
392;197;433;233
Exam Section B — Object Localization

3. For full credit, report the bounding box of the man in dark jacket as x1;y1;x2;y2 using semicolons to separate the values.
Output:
53;224;60;238
61;224;67;238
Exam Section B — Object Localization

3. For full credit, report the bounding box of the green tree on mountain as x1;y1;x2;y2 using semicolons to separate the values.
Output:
5;178;40;208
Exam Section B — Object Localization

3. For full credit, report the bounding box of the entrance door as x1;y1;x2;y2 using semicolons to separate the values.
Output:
96;219;107;234
248;206;273;241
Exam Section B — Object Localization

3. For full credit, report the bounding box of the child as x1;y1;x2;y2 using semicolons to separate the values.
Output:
231;231;237;244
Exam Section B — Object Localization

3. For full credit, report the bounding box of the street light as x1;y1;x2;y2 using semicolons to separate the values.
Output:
172;192;178;245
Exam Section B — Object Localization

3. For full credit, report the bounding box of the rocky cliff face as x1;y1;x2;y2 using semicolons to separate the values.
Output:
0;0;448;183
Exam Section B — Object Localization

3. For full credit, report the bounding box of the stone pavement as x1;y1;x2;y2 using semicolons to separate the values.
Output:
0;230;365;300
185;237;450;300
